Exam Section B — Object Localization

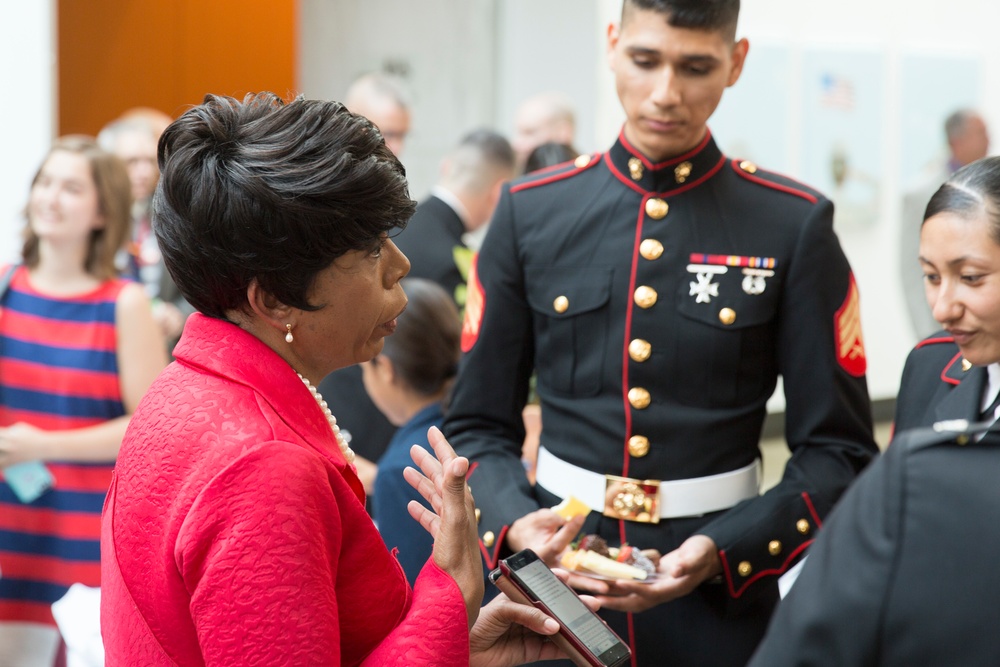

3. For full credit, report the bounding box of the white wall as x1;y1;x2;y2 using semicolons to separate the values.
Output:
0;2;56;264
299;0;499;201
733;0;1000;402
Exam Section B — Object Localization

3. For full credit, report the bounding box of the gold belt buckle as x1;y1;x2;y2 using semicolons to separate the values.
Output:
603;474;661;524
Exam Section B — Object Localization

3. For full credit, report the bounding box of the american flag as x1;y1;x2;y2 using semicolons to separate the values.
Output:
820;73;855;111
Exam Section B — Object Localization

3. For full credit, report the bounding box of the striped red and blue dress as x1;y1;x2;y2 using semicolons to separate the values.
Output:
0;266;126;627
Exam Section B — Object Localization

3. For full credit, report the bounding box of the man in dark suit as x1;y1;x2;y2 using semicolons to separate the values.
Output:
393;129;515;309
443;0;878;664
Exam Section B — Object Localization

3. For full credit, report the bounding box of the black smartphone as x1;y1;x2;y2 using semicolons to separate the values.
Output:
491;548;631;667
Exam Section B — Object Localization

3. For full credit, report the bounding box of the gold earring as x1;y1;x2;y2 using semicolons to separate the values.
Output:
285;324;294;344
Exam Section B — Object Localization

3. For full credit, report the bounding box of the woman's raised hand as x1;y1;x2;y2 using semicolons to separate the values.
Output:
404;426;484;627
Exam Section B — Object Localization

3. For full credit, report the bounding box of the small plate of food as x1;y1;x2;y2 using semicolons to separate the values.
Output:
560;534;660;584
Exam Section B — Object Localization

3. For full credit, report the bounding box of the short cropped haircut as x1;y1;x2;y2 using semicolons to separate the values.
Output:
152;92;416;318
924;156;1000;244
23;135;132;280
378;278;461;398
623;0;740;39
444;129;516;193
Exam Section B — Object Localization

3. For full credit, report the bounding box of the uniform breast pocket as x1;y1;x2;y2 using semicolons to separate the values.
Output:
526;266;613;397
674;269;781;406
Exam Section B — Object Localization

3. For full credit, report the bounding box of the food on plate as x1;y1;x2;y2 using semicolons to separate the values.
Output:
551;495;591;520
560;534;657;581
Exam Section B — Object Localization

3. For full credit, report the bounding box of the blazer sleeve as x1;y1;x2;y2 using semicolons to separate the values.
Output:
699;198;879;599
444;185;541;567
178;443;469;666
747;438;902;667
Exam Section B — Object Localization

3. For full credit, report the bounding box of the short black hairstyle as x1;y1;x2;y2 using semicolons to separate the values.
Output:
924;156;1000;244
524;141;580;174
622;0;740;39
153;92;415;318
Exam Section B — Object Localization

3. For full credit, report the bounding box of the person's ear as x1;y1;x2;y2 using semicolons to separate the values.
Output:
606;21;621;70
727;38;750;88
246;279;293;337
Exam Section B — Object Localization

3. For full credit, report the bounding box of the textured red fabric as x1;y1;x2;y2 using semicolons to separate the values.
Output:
101;313;470;666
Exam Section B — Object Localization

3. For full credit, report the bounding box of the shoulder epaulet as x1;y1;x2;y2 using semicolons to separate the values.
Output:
729;159;822;205
510;152;603;194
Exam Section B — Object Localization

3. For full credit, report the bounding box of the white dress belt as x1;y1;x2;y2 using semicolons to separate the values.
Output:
535;446;761;519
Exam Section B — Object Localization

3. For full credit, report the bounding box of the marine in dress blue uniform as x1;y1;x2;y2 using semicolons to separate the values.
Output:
748;419;1000;667
444;127;878;666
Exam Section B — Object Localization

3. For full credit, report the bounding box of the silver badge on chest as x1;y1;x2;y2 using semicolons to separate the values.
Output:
687;264;727;304
741;268;774;295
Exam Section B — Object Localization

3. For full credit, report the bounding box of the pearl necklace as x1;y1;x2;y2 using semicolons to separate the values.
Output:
297;372;355;464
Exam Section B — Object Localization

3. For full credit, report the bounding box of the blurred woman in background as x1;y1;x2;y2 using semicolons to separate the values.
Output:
0;136;165;666
363;277;462;584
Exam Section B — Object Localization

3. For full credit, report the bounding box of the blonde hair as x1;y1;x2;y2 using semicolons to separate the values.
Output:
22;135;133;280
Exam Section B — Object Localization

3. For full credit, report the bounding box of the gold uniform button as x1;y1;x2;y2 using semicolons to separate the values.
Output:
574;154;591;168
957;434;970;446
628;387;651;410
553;295;569;313
483;531;496;548
768;540;782;556
628;435;650;457
634;286;658;309
639;239;664;260
628;338;652;362
796;519;810;535
475;508;481;523
738;561;753;577
645;198;669;220
739;160;758;174
719;308;736;325
962;358;972;372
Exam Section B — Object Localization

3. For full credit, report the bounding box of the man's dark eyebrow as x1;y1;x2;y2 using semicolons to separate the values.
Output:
623;46;721;65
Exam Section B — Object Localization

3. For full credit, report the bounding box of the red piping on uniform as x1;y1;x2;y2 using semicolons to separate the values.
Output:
509;154;601;193
606;153;726;197
941;352;964;386
479;524;510;570
731;159;819;204
719;492;823;598
467;461;479;478
627;612;638;667
620;204;647;481
719;538;814;598
915;335;955;349
619;127;712;169
802;492;823;529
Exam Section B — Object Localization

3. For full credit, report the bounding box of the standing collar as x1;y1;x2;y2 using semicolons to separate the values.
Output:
606;127;725;195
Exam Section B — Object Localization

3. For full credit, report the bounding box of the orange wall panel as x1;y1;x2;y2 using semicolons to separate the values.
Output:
59;0;297;136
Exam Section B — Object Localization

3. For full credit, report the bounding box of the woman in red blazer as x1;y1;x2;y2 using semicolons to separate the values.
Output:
100;92;576;667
